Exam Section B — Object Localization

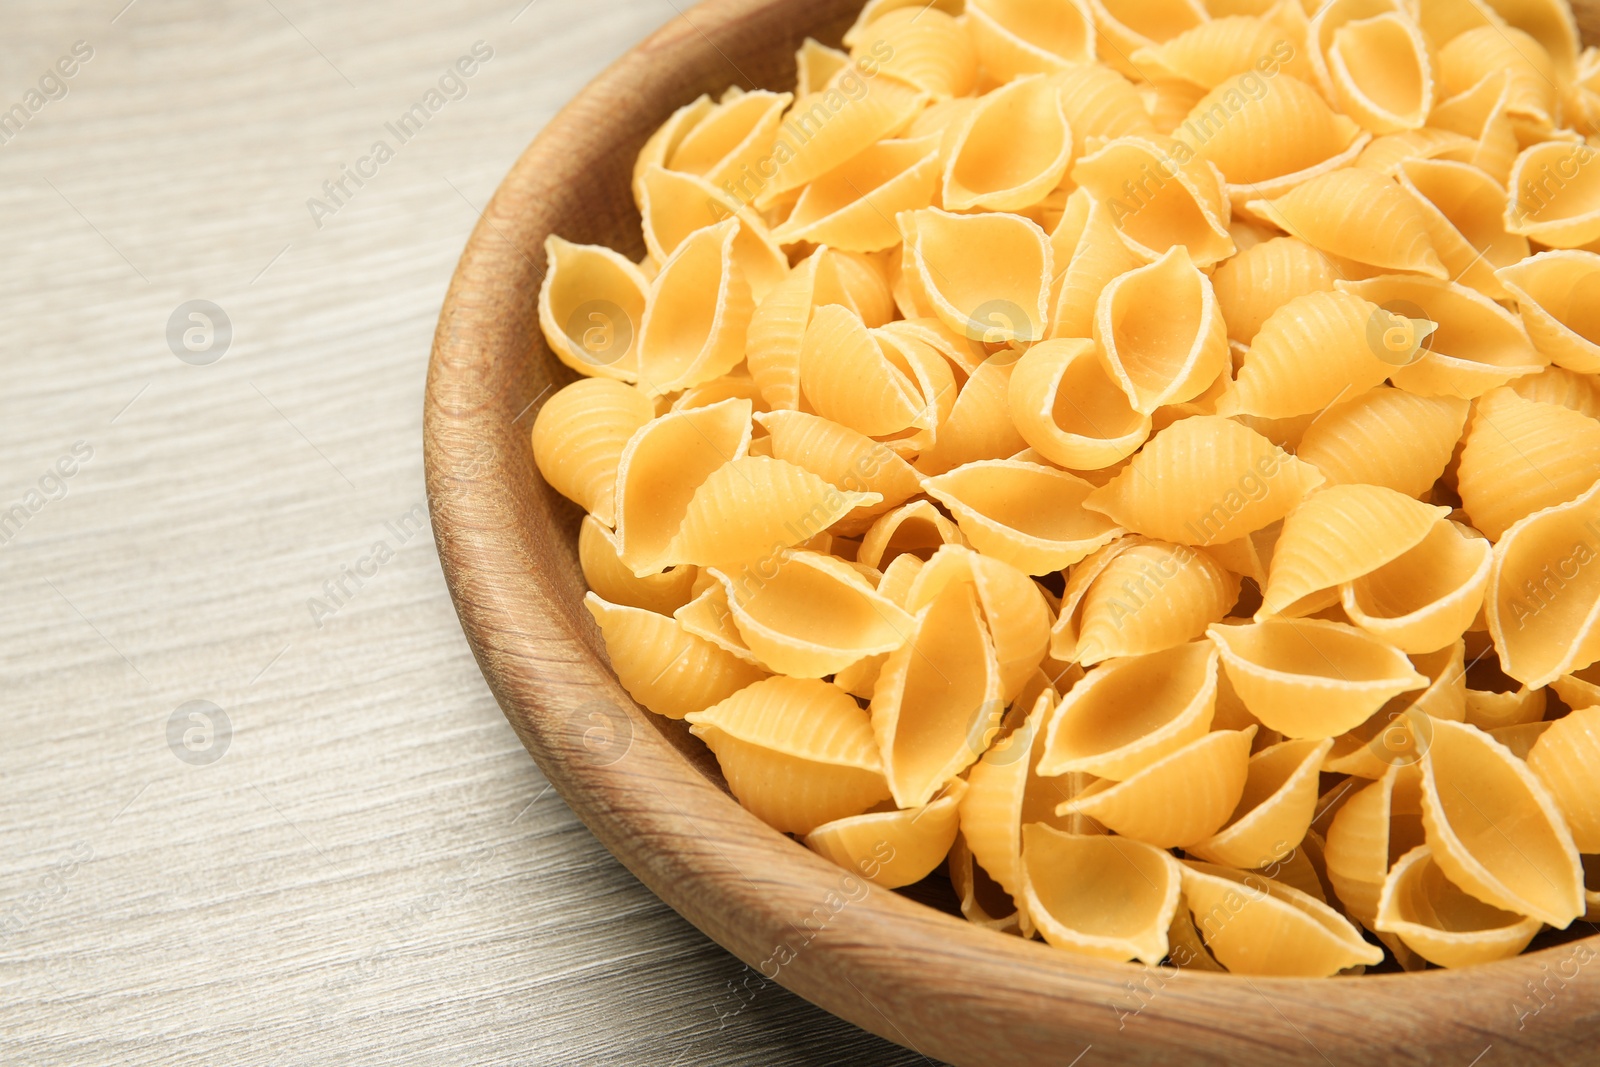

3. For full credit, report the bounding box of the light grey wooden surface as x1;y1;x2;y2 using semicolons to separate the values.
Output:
0;3;931;1063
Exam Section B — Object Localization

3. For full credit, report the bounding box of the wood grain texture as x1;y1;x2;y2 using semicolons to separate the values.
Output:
0;2;925;1064
426;2;1600;1065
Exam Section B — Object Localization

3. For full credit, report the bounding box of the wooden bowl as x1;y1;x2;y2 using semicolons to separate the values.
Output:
424;3;1600;1063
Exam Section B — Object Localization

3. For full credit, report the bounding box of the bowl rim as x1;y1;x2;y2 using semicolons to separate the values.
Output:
423;2;1600;1062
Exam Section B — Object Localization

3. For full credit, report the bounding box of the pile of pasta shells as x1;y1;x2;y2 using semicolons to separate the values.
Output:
530;0;1600;977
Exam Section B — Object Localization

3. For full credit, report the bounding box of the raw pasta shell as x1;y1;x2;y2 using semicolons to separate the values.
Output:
1048;194;1147;341
1486;479;1600;688
667;456;881;570
1459;387;1600;540
1070;542;1240;664
1094;246;1230;414
848;8;978;99
771;137;942;252
1133;15;1309;89
1399;158;1529;301
947;832;1023;933
1181;859;1385;976
923;460;1124;575
944;75;1075;212
858;499;967;570
1261;484;1452;619
1375;844;1544;969
1247;168;1449;279
1481;0;1581;78
1063;727;1256;848
1037;641;1219;780
799;305;925;439
636;219;757;394
907;545;1052;703
1342;520;1493;654
795;37;849;97
669;370;767;414
614;398;752;576
1188;738;1337;869
1552;662;1600;709
915;351;1032;477
531;378;656;526
710;550;914;678
1496;250;1600;375
1356;127;1477;175
1338;275;1545;400
842;0;963;49
1071;134;1236;268
900;208;1053;344
1084;416;1325;547
1505;140;1600;248
537;236;650;381
1323;763;1429;927
1021;826;1182;965
1089;0;1209;80
1009;339;1151;471
756;74;926;209
746;251;839;411
1217;290;1402;419
687;677;891;835
1294;387;1470;498
633;94;716;208
1326;12;1436;133
871;579;1003;808
756;410;922;534
1419;717;1585;927
966;0;1098;80
666;89;794;196
1211;236;1339;346
1438;26;1557;123
1177;73;1369;211
1209;618;1429;739
1527;705;1600;852
1428;70;1524;185
806;779;969;889
1046;63;1156;143
637;164;788;303
579;515;697;617
1464;682;1547;731
675;582;761;665
585;594;768;720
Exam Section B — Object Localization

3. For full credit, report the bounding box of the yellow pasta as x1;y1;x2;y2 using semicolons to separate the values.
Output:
1209;618;1429;738
686;677;891;834
794;38;849;98
1072;134;1237;268
1084;416;1326;546
1497;250;1600;374
1505;140;1600;249
578;515;697;617
1326;12;1436;133
755;72;925;210
1323;762;1429;928
1095;246;1230;414
1527;705;1600;851
1048;193;1147;340
585;594;769;719
614;398;752;576
805;780;968;889
1188;738;1335;869
1339;275;1545;399
771;138;941;252
857;499;967;570
848;7;977;99
1439;26;1559;123
923;460;1123;574
965;0;1098;80
531;378;656;526
799;304;955;449
1342;520;1493;653
1047;63;1156;143
870;578;1002;808
636;219;757;394
538;236;650;381
1295;387;1470;498
1210;236;1338;346
1420;717;1585;927
1218;290;1403;419
755;409;921;534
1037;640;1219;780
1396;159;1528;304
906;545;1051;702
1089;0;1209;80
1260;484;1452;618
1486;479;1600;688
1248;168;1449;279
914;352;1031;477
947;833;1023;933
1374;844;1544;968
1022;828;1182;964
1006;339;1149;470
1134;15;1308;89
1061;728;1257;848
637;164;788;303
943;76;1074;212
900;208;1053;344
1061;542;1240;664
1458;387;1600;540
1355;127;1477;175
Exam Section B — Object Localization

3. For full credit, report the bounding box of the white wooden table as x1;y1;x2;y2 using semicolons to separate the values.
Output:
0;3;930;1062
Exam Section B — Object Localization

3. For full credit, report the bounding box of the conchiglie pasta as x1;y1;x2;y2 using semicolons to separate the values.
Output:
539;237;650;381
1341;520;1493;653
586;594;769;719
636;219;757;393
1022;827;1182;964
848;7;977;99
1047;63;1155;143
943;76;1074;212
923;460;1124;574
637;165;788;302
755;410;922;532
663;89;794;196
1006;339;1150;470
1134;15;1308;89
1048;194;1147;340
1457;387;1600;540
771;138;942;252
1095;246;1230;414
1323;763;1429;928
914;352;1031;477
1496;250;1600;374
578;515;697;617
906;545;1052;703
756;74;926;209
532;378;657;525
1211;237;1338;345
1182;861;1386;976
901;208;1053;344
1187;738;1335;869
805;779;967;889
965;0;1098;80
1248;168;1448;279
1374;844;1544;968
1526;706;1600;852
1089;0;1209;79
1294;387;1470;498
1069;543;1240;664
1071;135;1236;267
687;677;891;834
1398;158;1528;301
1084;416;1326;546
1325;12;1436;133
858;499;967;570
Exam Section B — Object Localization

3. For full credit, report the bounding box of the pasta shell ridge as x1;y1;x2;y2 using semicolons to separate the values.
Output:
1094;246;1231;414
1062;727;1256;848
586;593;769;720
923;460;1124;575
